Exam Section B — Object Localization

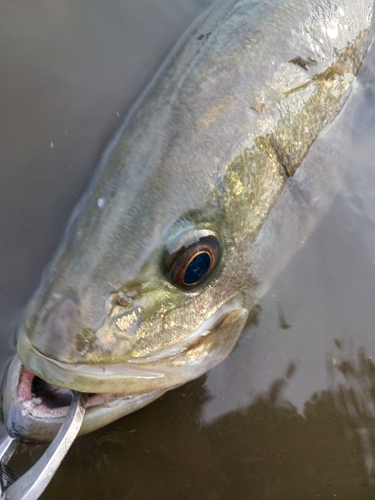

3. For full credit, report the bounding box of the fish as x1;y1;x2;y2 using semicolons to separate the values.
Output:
3;0;375;442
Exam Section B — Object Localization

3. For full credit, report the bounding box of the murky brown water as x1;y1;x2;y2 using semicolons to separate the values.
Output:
2;1;375;499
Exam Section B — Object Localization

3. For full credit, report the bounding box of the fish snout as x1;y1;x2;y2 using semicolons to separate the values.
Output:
30;295;82;361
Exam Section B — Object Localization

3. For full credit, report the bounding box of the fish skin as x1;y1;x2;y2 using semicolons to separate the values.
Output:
15;0;375;400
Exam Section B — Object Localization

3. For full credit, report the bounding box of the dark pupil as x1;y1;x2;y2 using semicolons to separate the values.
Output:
183;252;211;285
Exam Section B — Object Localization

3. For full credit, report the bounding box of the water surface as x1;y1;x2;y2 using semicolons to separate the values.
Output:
1;1;375;499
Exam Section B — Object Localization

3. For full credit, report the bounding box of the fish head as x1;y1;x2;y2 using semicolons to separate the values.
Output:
7;183;256;442
9;0;375;440
16;126;278;396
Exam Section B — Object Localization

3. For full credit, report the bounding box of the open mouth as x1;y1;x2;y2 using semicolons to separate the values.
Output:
18;364;108;418
3;355;166;443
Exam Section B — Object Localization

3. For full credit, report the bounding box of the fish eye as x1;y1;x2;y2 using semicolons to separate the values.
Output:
165;230;222;290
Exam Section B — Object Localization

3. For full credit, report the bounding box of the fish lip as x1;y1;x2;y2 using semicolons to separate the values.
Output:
17;300;248;394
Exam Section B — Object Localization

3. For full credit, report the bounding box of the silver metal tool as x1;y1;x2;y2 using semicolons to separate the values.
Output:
0;431;19;493
0;391;86;500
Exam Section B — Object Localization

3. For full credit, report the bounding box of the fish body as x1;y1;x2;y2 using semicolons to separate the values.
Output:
4;0;375;441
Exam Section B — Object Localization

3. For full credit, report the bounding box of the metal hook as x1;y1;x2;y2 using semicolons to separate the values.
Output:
0;391;86;500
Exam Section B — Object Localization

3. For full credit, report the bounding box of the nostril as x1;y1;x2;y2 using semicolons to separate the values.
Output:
115;293;133;308
31;376;73;409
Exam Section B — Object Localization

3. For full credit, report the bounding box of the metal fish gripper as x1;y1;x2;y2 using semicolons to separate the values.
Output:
0;391;86;500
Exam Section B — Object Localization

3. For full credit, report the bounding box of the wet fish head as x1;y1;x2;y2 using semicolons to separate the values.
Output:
16;133;267;395
15;97;276;396
15;0;375;400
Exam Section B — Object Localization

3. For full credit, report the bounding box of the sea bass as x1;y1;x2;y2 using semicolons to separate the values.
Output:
4;0;375;441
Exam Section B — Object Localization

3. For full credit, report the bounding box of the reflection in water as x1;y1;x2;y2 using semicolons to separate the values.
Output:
325;342;375;480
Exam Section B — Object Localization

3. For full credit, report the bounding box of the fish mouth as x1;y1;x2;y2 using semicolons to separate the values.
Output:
3;355;165;443
17;303;249;396
7;303;248;442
